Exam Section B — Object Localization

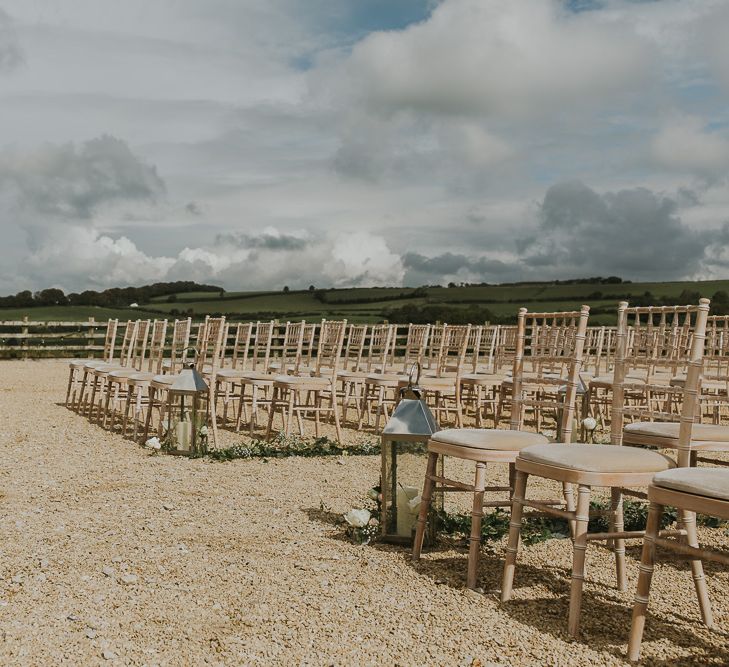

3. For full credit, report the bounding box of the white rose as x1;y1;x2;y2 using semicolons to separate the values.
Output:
199;425;208;436
145;437;161;450
343;508;371;528
582;417;597;431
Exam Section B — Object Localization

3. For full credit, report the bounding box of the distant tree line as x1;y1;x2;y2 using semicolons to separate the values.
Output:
383;303;504;324
0;281;223;309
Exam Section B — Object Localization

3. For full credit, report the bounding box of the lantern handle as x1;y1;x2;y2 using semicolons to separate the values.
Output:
407;361;421;388
181;346;199;366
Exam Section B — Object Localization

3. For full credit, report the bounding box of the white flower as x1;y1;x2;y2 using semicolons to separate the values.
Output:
343;508;371;528
582;417;597;431
145;437;161;450
407;494;422;515
199;425;208;436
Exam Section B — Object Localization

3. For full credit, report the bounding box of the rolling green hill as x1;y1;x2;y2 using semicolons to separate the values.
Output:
3;279;729;325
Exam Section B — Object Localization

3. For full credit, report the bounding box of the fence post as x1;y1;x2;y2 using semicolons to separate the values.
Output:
87;317;95;358
21;315;29;360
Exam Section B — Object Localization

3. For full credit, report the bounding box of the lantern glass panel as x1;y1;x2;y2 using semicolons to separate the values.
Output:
381;435;443;544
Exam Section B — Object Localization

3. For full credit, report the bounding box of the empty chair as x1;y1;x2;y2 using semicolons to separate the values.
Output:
628;468;729;661
266;320;347;441
501;300;711;637
413;307;589;589
65;318;118;408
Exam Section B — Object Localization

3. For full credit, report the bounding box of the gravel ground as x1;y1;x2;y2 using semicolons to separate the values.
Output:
1;360;728;666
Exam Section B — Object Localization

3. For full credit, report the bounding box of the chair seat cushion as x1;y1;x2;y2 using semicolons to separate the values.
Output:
653;467;729;502
216;368;246;378
152;374;176;385
519;443;676;473
274;375;329;387
432;428;548;451
624;422;729;450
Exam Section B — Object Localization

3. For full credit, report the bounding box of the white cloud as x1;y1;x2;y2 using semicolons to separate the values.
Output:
321;0;656;119
650;114;729;177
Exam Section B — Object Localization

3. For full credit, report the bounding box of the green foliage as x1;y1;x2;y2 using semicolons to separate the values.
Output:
206;434;380;461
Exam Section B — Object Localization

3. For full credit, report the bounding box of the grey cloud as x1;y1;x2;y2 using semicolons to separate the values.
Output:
0;9;23;72
527;181;707;279
402;251;518;286
215;231;309;252
0;135;165;222
185;201;202;216
401;180;727;286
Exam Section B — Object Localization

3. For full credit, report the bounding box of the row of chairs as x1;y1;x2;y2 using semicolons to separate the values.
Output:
411;300;729;661
65;314;729;446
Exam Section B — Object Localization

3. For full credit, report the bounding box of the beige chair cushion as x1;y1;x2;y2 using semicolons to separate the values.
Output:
431;428;548;451
519;443;676;473
624;422;729;451
625;422;729;442
653;468;729;502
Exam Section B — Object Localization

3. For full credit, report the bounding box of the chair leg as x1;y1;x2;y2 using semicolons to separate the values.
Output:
331;389;342;443
563;482;576;538
265;386;278;440
611;487;627;591
679;508;714;628
568;484;592;638
501;470;528;602
65;368;75;407
467;461;487;589
628;500;663;662
143;386;156;443
413;451;439;561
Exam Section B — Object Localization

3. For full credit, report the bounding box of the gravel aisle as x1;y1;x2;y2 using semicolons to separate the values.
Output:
1;361;728;666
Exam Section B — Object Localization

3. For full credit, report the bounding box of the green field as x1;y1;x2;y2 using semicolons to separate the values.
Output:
2;279;728;324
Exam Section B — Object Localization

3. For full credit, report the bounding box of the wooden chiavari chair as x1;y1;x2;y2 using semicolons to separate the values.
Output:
337;324;370;424
501;300;710;638
628;467;729;661
124;318;191;440
77;320;138;419
413;308;589;589
360;324;430;432
233;320;277;434
266;320;347;441
66;318;118;408
214;322;254;426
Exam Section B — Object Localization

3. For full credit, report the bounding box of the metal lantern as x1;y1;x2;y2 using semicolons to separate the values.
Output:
165;354;210;456
380;363;442;545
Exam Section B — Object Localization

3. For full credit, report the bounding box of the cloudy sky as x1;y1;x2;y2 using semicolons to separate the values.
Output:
0;0;728;293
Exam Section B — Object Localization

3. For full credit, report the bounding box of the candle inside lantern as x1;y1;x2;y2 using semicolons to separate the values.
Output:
396;485;420;537
176;415;192;452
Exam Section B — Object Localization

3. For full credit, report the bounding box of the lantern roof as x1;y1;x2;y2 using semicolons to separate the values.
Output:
382;398;438;438
170;363;209;395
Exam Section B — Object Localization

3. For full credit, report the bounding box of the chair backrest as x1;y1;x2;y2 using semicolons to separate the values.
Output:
129;319;152;371
433;324;472;377
251;320;276;372
195;316;226;373
510;306;590;442
426;324;445;370
366;323;394;372
280;320;306;375
167;318;192;374
316;319;348;379
705;315;729;377
403;324;431;367
102;319;119;362
610;300;710;467
230;322;254;370
465;325;483;373
495;325;519;373
302;323;317;368
144;319;168;373
343;324;368;371
117;320;138;368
